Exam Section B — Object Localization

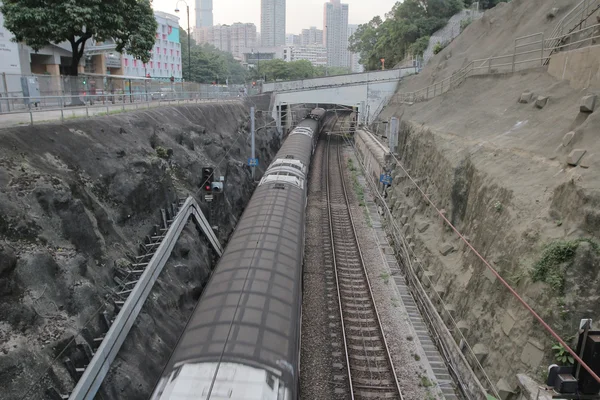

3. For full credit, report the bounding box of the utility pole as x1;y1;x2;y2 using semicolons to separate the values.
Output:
251;106;256;179
175;1;192;83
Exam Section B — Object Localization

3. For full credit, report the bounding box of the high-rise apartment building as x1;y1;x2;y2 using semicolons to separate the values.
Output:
195;0;213;28
301;27;323;46
323;0;349;68
261;0;286;47
230;23;258;59
347;24;364;73
286;34;301;46
193;23;257;59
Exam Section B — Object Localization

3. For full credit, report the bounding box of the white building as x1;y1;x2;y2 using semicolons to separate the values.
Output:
282;45;327;67
261;0;286;47
285;34;300;46
347;24;364;73
301;27;323;46
195;0;213;28
193;23;257;59
323;0;349;68
122;11;182;79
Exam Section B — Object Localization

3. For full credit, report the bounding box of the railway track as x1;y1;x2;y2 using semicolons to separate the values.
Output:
324;132;403;400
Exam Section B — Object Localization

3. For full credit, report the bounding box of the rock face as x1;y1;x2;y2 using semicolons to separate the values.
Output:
0;99;284;399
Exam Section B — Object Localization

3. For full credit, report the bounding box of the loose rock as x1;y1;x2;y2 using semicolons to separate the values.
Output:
580;95;597;113
567;149;587;166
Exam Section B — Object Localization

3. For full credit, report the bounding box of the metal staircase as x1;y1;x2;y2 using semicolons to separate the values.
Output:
46;197;222;400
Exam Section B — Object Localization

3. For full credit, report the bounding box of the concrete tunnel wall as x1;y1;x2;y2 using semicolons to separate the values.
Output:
271;80;401;124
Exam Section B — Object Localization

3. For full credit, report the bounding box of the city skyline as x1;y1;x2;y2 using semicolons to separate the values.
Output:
154;0;397;33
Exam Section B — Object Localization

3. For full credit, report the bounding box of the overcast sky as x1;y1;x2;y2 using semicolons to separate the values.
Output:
153;0;398;33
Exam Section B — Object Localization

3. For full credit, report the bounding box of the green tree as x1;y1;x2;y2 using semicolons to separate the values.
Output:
349;0;465;71
0;0;157;76
180;29;247;84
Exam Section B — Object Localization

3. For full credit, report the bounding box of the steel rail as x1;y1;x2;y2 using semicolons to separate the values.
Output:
69;196;222;400
326;133;355;399
326;133;403;400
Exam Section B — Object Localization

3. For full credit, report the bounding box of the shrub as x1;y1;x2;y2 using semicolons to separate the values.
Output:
531;239;599;293
433;42;445;55
460;17;473;32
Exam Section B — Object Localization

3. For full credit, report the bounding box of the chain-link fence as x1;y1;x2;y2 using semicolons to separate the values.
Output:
0;73;247;114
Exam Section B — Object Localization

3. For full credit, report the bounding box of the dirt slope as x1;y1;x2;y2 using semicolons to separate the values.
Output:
375;0;600;393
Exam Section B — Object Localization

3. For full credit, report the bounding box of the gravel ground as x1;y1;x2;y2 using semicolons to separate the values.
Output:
341;143;437;400
301;115;439;399
300;138;338;399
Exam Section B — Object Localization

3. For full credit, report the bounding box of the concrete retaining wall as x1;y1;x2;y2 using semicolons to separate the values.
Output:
262;68;417;93
354;129;390;185
548;44;600;89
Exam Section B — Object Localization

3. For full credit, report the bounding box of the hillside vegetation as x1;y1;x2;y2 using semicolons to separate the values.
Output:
349;0;507;70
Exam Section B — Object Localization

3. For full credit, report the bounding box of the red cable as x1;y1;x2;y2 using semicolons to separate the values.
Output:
392;154;600;384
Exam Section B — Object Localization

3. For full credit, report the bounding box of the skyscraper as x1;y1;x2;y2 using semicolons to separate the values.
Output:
261;0;286;47
195;0;213;28
323;0;349;68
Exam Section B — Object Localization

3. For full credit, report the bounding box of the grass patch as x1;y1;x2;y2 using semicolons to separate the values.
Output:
420;375;434;387
531;238;599;293
380;272;390;284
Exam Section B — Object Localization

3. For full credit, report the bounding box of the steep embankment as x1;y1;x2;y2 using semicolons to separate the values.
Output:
400;0;581;92
0;100;281;399
378;0;600;393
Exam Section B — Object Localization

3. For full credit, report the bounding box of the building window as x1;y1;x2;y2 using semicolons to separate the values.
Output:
163;34;167;40
156;46;159;53
133;59;137;67
170;49;173;56
158;62;161;69
164;48;167;54
177;50;179;57
124;59;128;66
178;64;180;70
150;61;153;68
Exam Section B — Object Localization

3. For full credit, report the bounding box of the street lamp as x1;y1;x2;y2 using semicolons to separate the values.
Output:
175;0;192;83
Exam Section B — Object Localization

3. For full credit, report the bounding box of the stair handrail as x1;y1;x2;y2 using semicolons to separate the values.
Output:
69;196;222;400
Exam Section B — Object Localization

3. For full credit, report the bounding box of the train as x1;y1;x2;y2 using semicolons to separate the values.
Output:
150;108;327;400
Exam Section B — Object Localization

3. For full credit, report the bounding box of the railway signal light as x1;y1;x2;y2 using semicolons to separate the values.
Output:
202;167;214;192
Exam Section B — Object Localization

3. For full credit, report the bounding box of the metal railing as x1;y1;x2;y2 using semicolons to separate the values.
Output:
546;0;600;53
0;92;244;126
393;22;600;104
0;72;248;115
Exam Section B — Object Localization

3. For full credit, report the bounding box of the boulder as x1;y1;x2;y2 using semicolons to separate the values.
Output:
535;96;549;109
439;243;455;256
567;149;587;166
519;91;533;104
562;131;575;146
580;154;594;169
547;7;559;18
580;95;597;113
417;222;430;233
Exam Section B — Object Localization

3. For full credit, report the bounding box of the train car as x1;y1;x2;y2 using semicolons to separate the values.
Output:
150;110;325;400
